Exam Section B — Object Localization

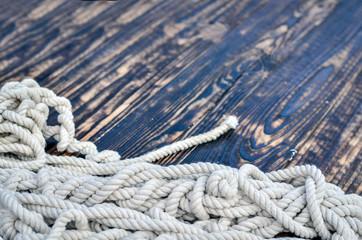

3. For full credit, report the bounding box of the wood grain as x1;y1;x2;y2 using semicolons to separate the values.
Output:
0;0;360;197
161;0;362;193
292;69;362;194
93;0;335;155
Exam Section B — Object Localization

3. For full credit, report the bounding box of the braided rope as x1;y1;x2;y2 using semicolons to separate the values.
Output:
0;79;360;240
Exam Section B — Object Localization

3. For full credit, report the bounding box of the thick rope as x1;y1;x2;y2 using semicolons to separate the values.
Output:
0;79;360;240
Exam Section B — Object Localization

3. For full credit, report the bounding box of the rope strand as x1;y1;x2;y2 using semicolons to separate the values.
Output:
0;79;361;240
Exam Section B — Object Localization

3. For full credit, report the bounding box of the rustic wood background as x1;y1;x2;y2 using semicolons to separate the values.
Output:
0;0;360;196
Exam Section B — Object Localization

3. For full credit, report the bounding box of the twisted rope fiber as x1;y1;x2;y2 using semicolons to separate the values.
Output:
0;79;360;240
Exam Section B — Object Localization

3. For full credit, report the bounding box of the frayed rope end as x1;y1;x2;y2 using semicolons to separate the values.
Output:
223;115;239;129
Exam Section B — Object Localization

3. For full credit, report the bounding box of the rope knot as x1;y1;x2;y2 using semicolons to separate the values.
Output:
0;79;106;170
85;150;120;163
205;218;230;232
206;169;238;199
0;80;52;170
3;170;37;191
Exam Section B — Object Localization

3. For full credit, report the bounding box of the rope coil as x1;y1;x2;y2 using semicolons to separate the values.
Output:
0;79;360;239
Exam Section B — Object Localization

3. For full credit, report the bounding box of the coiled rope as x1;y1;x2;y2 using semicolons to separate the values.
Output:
0;79;361;240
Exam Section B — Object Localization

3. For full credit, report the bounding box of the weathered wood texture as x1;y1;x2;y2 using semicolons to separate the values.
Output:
0;0;361;195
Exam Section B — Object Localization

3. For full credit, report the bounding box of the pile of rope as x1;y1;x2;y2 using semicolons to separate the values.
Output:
0;79;361;240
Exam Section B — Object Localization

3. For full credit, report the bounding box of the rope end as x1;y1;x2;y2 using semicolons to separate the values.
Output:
223;115;239;129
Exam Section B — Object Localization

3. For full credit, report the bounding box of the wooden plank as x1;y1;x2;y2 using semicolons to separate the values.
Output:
0;0;268;140
70;0;268;139
0;0;137;80
0;0;360;196
157;0;362;193
289;69;362;194
91;0;353;168
90;0;321;156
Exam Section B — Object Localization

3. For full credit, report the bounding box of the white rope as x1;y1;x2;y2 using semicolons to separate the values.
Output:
0;79;360;240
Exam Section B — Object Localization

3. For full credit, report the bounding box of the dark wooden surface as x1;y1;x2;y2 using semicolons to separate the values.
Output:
0;0;360;195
